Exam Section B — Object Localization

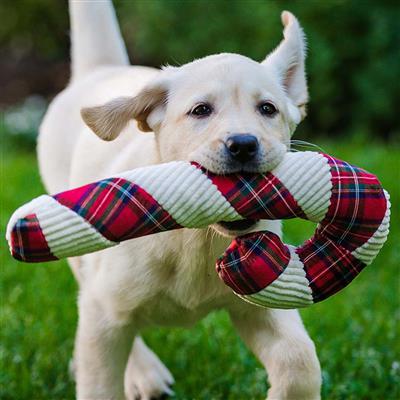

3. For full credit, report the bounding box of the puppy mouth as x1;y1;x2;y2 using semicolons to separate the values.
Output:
217;218;259;232
194;144;287;175
221;160;264;174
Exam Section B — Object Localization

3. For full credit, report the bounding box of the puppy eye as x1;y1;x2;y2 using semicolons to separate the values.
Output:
190;103;213;117
258;101;278;117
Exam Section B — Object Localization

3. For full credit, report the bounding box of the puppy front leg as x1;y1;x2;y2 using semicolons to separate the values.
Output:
75;291;135;400
229;306;321;400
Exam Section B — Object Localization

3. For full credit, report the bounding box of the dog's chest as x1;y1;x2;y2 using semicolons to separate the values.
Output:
135;229;235;326
136;289;232;328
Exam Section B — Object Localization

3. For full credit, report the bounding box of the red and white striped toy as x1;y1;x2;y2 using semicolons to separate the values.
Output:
6;151;390;308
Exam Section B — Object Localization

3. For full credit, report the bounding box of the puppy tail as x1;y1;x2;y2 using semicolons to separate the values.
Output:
69;0;129;82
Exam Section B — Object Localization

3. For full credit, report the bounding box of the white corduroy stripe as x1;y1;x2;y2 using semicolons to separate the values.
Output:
273;152;332;222
6;195;50;242
35;196;115;258
119;161;242;227
239;246;313;309
352;190;391;265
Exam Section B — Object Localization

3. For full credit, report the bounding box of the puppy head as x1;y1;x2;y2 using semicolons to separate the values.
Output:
81;11;308;235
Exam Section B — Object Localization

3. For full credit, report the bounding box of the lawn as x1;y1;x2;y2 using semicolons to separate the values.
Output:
1;137;399;399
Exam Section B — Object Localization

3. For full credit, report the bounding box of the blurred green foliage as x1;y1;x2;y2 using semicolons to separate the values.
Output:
1;0;399;139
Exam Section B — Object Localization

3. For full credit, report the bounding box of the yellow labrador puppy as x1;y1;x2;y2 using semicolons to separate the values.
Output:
38;1;321;399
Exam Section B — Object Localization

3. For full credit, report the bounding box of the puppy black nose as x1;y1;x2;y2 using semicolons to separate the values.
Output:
225;134;259;163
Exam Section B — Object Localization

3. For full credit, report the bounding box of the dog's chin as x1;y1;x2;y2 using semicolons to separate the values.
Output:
212;219;259;237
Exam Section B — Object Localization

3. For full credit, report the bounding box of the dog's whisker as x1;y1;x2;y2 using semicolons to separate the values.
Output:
207;227;216;255
183;229;198;248
205;226;213;241
211;230;222;255
286;139;325;152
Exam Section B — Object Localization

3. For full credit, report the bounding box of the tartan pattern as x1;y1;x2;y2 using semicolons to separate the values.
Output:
205;170;307;220
216;231;290;295
318;155;387;252
296;234;366;302
54;177;180;242
7;152;390;308
10;213;57;262
219;155;386;302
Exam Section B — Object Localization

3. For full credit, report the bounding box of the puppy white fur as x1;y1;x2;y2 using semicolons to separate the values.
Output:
38;1;321;399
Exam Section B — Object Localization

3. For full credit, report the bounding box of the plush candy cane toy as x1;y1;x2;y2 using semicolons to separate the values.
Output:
6;151;390;308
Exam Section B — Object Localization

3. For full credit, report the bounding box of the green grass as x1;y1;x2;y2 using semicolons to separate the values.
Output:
1;138;399;399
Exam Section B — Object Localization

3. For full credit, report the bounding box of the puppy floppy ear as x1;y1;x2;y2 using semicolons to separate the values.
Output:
81;78;169;141
262;11;308;120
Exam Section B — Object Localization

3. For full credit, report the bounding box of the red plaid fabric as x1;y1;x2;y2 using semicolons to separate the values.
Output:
54;177;180;242
205;170;307;220
216;231;290;295
7;152;389;308
214;154;387;303
10;214;57;262
318;155;387;252
296;234;366;302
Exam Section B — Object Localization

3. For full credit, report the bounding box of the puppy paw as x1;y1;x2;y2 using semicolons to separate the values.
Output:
124;338;174;400
125;364;174;400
